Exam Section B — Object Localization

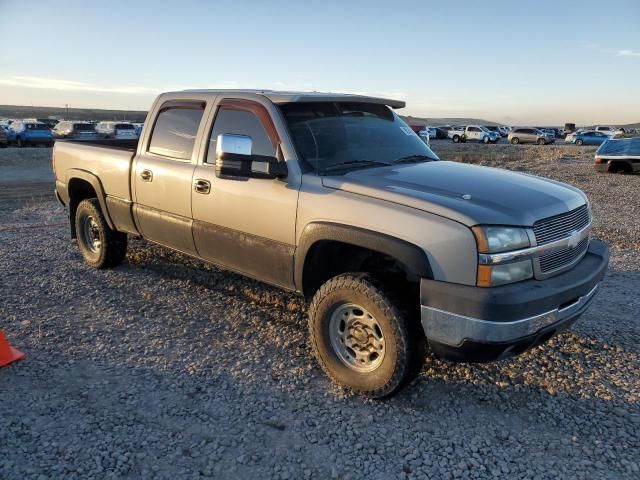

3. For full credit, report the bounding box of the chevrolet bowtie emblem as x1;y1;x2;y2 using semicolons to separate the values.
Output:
567;230;580;249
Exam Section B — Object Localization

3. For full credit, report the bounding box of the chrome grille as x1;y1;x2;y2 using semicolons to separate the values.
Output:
533;204;590;245
539;238;589;273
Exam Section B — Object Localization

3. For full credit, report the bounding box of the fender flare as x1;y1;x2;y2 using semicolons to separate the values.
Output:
66;169;115;229
294;222;433;292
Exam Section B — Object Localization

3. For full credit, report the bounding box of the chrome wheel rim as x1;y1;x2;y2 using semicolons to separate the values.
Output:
81;215;101;253
329;303;385;372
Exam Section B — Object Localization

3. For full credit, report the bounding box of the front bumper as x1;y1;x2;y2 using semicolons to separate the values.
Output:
420;240;609;362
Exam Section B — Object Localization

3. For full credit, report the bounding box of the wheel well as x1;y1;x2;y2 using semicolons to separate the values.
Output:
68;178;98;238
301;240;420;301
608;161;632;173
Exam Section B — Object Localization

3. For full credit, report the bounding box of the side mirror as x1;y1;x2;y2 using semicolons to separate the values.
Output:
215;133;288;180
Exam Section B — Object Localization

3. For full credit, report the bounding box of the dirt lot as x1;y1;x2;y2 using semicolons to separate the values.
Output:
1;144;639;480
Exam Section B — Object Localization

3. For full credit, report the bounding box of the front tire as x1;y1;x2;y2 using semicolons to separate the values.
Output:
575;139;584;146
511;137;519;144
452;135;460;143
308;274;425;398
16;137;24;148
75;198;127;268
537;138;545;145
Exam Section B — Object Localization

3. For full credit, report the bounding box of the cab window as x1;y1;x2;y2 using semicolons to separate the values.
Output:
148;103;205;160
206;107;275;164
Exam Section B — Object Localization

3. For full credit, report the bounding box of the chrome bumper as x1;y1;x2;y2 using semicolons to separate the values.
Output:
421;283;600;347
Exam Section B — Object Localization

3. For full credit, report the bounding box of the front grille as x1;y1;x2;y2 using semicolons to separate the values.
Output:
533;204;590;245
539;237;589;273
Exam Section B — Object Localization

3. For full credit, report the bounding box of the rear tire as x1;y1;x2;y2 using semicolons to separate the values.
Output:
511;137;519;145
75;198;127;268
16;137;24;148
452;135;460;143
537;138;545;145
308;273;425;398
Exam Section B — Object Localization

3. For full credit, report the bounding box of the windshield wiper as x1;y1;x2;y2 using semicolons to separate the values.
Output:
321;160;392;173
392;154;435;164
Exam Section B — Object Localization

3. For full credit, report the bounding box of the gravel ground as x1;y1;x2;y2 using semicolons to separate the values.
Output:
1;145;639;480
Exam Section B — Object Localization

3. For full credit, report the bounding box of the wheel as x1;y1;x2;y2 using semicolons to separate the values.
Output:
308;273;425;398
452;135;460;143
575;139;583;146
16;137;24;148
483;136;490;144
75;198;127;268
511;137;519;145
537;138;545;145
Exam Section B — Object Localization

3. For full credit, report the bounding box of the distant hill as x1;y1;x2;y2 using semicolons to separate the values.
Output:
0;105;147;122
401;115;501;127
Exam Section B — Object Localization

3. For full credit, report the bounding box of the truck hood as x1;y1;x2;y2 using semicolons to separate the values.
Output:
321;161;586;226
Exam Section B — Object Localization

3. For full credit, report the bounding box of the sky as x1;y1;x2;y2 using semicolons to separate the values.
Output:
0;0;639;125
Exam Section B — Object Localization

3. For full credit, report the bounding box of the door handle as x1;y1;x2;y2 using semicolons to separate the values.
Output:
194;179;211;194
140;169;153;182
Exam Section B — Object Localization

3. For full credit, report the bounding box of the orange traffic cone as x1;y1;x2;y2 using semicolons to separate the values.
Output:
0;330;24;367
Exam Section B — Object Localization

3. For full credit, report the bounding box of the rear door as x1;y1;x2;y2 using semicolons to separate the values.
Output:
133;100;208;255
523;129;535;142
191;98;299;289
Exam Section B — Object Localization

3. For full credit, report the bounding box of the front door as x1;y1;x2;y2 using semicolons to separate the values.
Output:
133;101;206;255
191;98;299;289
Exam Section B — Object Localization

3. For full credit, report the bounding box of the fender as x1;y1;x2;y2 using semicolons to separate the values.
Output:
65;169;115;230
294;221;433;292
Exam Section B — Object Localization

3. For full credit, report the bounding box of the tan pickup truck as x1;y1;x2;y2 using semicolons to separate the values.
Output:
52;90;609;397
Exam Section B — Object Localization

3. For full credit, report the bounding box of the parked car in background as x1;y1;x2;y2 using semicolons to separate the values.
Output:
10;121;54;147
419;126;437;139
37;118;60;129
594;138;640;173
565;131;611;146
95;121;138;139
0;126;7;147
508;128;555;145
450;125;499;143
447;125;465;139
432;127;449;139
53;121;99;139
535;127;557;138
133;122;144;137
595;126;624;138
484;126;503;137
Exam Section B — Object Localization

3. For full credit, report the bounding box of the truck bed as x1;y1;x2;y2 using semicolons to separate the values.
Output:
53;138;136;203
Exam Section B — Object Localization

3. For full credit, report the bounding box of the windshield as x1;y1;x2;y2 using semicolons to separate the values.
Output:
73;123;95;131
115;123;134;130
280;102;438;174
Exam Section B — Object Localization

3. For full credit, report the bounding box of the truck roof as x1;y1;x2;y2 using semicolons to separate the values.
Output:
179;89;406;109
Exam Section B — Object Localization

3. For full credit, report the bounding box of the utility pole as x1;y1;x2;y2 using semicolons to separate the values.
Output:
65;104;69;119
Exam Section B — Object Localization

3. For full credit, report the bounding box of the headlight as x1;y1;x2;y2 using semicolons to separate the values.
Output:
472;226;533;287
477;260;533;287
472;226;530;253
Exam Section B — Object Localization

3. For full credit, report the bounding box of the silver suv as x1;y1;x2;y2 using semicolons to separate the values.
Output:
508;128;555;145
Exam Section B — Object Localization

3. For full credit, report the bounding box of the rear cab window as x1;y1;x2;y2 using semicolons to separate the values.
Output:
148;102;205;160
